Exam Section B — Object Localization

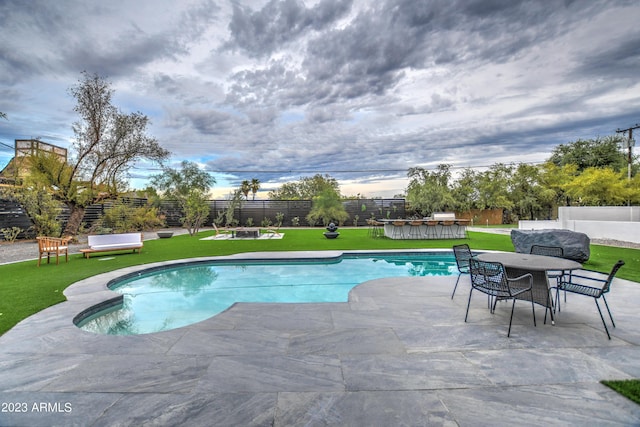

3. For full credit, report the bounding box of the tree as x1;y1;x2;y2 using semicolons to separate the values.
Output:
451;167;479;213
563;167;628;206
306;188;349;226
150;160;216;235
250;178;260;200
269;174;339;199
509;163;548;220
0;112;7;120
240;180;251;199
26;72;169;237
476;163;514;211
405;164;455;216
549;135;629;172
0;165;62;237
539;162;579;207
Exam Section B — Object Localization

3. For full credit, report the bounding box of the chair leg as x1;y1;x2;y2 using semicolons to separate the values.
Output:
508;298;516;337
464;289;474;322
543;290;554;325
601;295;615;327
530;290;537;328
594;299;611;339
451;274;461;299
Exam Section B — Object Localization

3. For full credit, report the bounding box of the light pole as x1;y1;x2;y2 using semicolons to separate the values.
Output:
616;124;638;181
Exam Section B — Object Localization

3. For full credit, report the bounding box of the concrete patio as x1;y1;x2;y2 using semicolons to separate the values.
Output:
1;252;640;426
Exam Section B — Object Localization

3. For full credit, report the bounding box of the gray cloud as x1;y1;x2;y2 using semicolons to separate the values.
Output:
226;0;353;56
1;0;639;198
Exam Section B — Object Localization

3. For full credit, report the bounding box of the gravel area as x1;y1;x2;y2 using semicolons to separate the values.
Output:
0;228;197;265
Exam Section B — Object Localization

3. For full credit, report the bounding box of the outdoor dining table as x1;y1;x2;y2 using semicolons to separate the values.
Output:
476;252;582;324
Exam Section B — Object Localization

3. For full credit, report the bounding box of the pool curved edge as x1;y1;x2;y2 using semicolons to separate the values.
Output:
67;249;459;333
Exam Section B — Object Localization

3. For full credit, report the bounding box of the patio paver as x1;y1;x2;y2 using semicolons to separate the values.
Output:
1;252;640;426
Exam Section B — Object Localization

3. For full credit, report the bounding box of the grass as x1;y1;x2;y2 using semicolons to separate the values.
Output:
1;227;639;404
602;380;640;405
1;227;639;336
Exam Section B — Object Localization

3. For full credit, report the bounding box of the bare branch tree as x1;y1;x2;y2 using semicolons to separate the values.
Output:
28;72;170;237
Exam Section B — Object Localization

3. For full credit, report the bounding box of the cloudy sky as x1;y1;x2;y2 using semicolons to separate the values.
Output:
1;0;639;198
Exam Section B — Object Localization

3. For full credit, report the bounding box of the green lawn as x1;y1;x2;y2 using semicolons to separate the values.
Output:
1;228;638;336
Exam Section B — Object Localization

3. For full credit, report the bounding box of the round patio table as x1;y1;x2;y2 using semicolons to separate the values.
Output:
476;252;582;324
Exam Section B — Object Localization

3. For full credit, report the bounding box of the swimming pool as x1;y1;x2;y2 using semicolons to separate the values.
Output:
76;251;457;335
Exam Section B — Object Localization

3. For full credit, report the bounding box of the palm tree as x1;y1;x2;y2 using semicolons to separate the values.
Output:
250;178;260;200
240;180;251;199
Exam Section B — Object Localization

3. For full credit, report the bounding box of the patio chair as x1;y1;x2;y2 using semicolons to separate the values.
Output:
465;258;536;337
213;223;232;238
451;244;473;299
36;236;71;266
529;245;565;310
557;260;625;339
264;224;281;238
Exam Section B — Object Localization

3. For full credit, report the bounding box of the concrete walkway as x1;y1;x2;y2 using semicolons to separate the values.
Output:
1;250;640;426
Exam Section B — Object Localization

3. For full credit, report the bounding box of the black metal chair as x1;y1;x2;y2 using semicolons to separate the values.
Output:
451;244;473;299
529;244;564;257
465;258;536;337
557;260;625;339
529;245;565;311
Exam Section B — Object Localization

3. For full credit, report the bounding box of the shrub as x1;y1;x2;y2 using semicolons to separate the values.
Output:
1;227;23;243
95;200;165;233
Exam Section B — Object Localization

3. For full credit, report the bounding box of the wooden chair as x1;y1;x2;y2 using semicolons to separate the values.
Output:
36;236;71;266
213;223;232;238
264;224;281;238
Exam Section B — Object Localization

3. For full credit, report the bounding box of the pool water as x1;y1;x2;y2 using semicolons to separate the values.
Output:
77;252;456;335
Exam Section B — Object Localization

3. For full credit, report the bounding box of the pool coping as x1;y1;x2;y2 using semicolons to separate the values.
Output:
69;249;461;333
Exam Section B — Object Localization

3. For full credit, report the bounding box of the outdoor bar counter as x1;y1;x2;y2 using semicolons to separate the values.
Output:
380;217;470;239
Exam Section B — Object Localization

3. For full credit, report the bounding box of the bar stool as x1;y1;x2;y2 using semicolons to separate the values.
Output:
455;219;468;239
408;221;424;239
367;219;376;238
440;220;455;239
391;220;406;239
425;220;439;239
374;220;385;238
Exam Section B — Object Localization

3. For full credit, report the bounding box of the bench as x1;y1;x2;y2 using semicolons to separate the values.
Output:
80;233;143;258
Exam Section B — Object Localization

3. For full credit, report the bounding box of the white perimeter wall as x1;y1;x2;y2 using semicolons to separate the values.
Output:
519;206;640;244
